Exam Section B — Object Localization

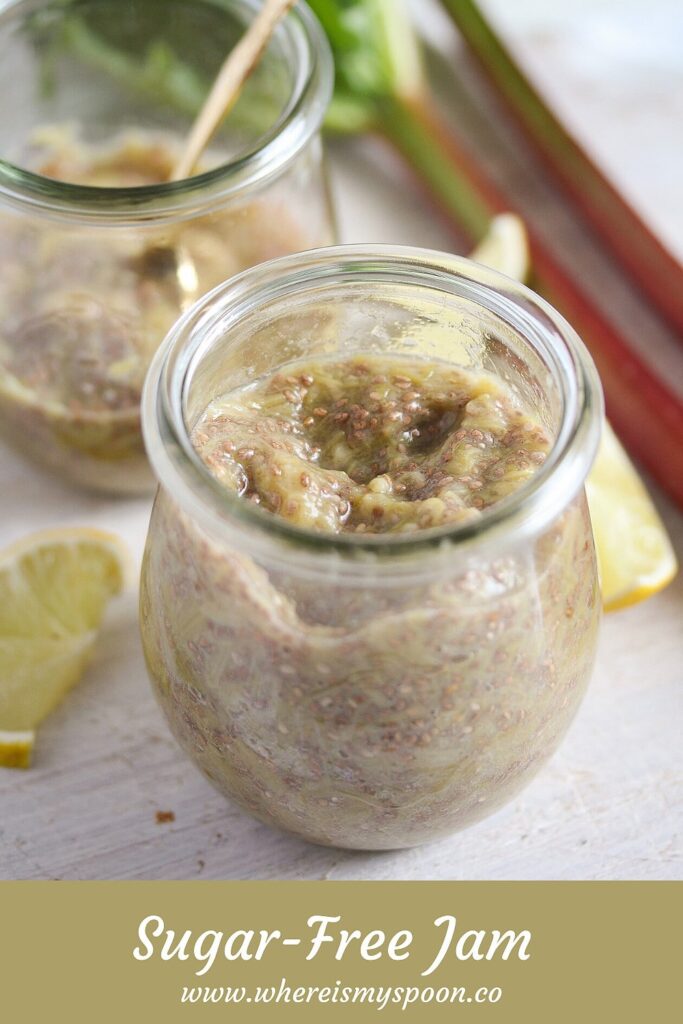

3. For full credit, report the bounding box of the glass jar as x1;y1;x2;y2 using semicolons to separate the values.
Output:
140;246;603;851
0;0;334;494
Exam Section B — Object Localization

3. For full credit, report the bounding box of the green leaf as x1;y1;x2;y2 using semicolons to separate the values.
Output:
29;1;425;136
307;0;424;124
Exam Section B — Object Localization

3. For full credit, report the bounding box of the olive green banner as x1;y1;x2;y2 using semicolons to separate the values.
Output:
0;882;676;1021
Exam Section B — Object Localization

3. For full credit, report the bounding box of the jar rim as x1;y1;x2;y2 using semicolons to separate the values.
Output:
143;245;604;571
0;0;332;224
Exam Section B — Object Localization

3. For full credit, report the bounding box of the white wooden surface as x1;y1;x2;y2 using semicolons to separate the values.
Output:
1;8;682;881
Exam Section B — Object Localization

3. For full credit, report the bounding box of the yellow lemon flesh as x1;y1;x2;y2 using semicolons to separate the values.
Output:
470;212;530;282
586;424;678;611
0;528;129;768
0;729;35;769
471;215;678;612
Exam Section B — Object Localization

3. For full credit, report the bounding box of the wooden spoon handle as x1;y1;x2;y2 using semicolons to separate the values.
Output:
171;0;298;182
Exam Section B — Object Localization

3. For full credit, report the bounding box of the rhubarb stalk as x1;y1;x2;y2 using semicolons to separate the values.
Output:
439;0;683;337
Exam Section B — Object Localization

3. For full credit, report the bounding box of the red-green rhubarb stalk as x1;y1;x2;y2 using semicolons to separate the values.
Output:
308;0;683;507
440;0;683;338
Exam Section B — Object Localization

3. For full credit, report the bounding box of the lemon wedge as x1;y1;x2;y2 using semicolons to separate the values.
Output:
471;215;678;612
586;424;678;611
0;528;129;767
470;212;530;282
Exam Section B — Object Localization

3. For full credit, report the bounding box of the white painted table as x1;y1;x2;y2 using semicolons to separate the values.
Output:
1;7;682;881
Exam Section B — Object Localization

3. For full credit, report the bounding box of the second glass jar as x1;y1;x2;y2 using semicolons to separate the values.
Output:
0;0;335;493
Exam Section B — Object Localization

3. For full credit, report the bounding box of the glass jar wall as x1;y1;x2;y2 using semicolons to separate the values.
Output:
140;246;603;850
